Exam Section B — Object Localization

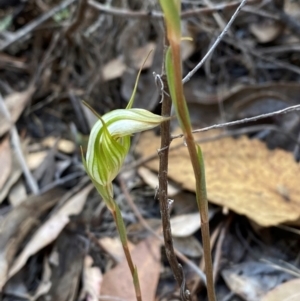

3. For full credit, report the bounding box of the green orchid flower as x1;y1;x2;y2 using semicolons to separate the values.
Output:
84;108;166;202
82;56;168;208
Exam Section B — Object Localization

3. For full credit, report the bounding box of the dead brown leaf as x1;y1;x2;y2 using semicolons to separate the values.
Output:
0;188;63;291
102;58;126;82
0;152;22;203
27;151;48;170
285;0;300;19
42;137;75;154
101;235;161;301
250;21;283;43
222;262;292;301
131;42;156;70
98;237;134;263
43;232;85;301
261;278;300;301
102;43;156;82
173;236;202;258
80;256;103;301
138;166;180;197
8;184;93;279
0;86;35;136
8;179;27;206
0;135;11;190
170;213;201;237
136;130;300;227
31;259;52;301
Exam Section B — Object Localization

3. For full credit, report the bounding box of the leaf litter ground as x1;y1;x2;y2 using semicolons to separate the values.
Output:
1;1;300;301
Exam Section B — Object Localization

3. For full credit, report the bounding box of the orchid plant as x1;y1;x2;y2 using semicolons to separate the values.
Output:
82;57;168;301
159;1;216;300
83;1;216;300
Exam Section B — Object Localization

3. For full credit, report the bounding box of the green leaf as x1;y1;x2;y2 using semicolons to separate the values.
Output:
126;50;153;109
133;267;141;297
159;0;181;42
196;144;207;202
165;47;177;112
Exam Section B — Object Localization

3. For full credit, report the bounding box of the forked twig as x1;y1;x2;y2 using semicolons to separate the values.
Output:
182;0;248;84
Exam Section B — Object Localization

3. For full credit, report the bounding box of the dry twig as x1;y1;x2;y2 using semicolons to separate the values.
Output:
182;0;249;84
88;0;260;19
172;104;300;138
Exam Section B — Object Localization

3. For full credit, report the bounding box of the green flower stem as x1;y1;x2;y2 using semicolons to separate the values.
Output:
170;49;216;301
83;51;168;301
111;202;142;301
159;1;216;300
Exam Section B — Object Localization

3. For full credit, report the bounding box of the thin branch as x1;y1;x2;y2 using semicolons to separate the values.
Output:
182;0;248;84
172;104;300;138
88;0;260;19
0;94;39;194
158;43;187;292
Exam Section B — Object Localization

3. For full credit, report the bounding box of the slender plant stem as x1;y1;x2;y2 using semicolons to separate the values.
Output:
111;209;142;301
164;7;217;301
158;33;187;292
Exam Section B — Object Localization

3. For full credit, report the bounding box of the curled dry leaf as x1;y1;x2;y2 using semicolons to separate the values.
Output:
8;184;93;279
136;130;300;227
